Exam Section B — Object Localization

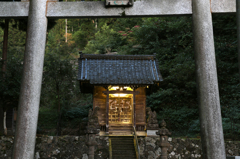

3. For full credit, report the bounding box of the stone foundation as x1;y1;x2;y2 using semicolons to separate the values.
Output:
0;136;239;159
0;135;109;159
138;137;240;159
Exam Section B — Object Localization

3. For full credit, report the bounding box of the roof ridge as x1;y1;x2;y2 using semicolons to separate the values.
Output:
80;54;155;60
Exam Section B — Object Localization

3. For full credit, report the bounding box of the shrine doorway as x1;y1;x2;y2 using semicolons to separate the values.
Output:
105;87;136;135
108;95;133;125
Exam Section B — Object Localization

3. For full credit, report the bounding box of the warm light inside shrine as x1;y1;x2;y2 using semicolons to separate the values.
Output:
109;86;133;91
110;94;129;98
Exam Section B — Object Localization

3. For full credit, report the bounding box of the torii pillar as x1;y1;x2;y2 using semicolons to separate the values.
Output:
0;0;228;158
192;0;226;158
12;0;48;158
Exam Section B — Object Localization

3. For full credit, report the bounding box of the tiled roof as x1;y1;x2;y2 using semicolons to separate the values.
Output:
78;54;163;85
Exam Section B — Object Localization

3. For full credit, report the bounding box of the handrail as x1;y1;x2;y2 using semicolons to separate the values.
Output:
133;126;140;159
109;138;112;159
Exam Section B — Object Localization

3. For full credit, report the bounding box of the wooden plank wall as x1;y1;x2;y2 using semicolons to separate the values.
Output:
93;86;107;125
135;87;146;125
93;86;146;126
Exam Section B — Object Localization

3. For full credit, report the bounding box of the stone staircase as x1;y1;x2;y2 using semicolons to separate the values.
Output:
110;136;136;159
109;124;133;135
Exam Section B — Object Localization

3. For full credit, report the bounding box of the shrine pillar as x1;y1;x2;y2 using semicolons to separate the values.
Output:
192;0;226;158
12;0;48;158
106;92;109;133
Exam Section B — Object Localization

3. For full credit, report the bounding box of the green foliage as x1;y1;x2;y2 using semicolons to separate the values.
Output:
83;24;125;54
72;19;96;50
38;107;58;130
115;16;239;138
63;103;92;120
0;57;23;110
213;15;240;139
1;15;239;138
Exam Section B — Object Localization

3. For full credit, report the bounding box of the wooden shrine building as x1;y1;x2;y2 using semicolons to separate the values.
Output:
78;53;163;135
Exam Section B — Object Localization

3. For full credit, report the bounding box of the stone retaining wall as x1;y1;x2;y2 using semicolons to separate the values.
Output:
138;137;240;159
0;135;109;159
0;136;239;159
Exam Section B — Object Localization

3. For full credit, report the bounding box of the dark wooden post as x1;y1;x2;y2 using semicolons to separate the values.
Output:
2;19;9;74
1;19;9;136
133;92;136;128
106;90;109;133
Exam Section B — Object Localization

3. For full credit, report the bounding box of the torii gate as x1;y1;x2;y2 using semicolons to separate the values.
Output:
0;0;238;158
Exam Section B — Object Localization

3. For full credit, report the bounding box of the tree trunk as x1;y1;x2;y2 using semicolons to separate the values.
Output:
65;0;67;43
0;107;3;135
65;19;67;43
56;83;61;136
95;18;98;29
3;111;7;135
0;19;9;135
2;19;9;73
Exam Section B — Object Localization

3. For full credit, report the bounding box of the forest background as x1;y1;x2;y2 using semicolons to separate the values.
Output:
0;4;239;139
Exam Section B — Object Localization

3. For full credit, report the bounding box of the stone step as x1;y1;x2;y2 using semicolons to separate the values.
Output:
110;124;132;126
109;129;133;132
109;130;133;133
112;145;135;149
112;142;133;144
112;150;135;153
110;136;136;159
110;136;134;138
109;125;132;128
112;147;135;150
111;138;133;140
111;141;134;143
113;156;136;159
109;132;133;135
112;141;134;143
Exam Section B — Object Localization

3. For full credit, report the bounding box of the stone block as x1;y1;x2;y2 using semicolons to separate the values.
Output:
147;130;158;136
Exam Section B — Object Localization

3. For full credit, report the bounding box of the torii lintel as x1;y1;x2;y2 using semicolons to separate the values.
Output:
0;0;237;18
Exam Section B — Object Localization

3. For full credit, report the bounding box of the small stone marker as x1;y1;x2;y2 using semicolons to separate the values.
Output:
105;0;133;6
146;107;159;136
156;120;171;159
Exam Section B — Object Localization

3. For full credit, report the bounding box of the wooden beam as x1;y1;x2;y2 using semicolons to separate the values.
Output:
0;0;236;18
103;90;139;95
